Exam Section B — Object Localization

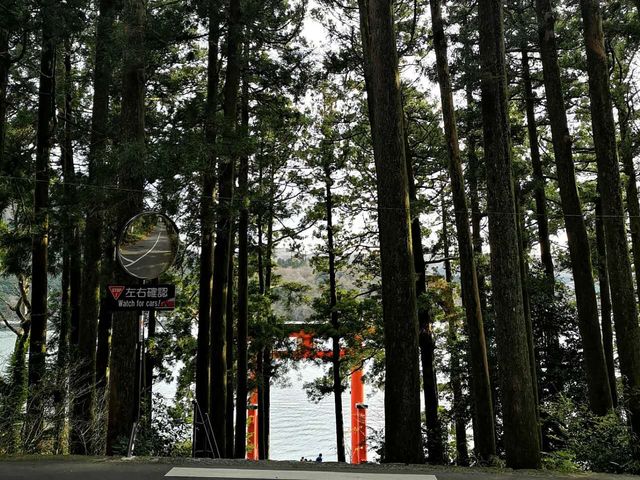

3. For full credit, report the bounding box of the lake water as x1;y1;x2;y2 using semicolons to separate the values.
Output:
0;328;14;370
0;329;384;462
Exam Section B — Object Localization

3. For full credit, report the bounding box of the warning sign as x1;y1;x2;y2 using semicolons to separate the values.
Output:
106;284;176;311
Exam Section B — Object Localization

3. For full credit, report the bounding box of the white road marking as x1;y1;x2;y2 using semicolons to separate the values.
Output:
165;467;438;480
119;229;164;266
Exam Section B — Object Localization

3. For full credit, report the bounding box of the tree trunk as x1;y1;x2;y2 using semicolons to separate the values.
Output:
54;41;79;455
534;0;613;415
478;0;540;468
405;126;443;463
323;162;346;463
430;0;496;462
72;0;116;454
580;0;640;448
617;103;640;305
106;0;146;455
225;232;235;457
595;198;618;407
258;196;274;460
195;0;219;457
521;49;563;398
515;185;540;433
0;27;9;176
442;209;469;466
209;0;242;456
26;0;56;452
234;72;249;459
357;0;424;464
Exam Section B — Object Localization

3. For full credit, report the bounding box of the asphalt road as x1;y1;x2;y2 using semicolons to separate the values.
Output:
0;458;637;480
119;222;175;279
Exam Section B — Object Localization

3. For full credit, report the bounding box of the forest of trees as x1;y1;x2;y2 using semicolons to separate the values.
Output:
1;0;640;473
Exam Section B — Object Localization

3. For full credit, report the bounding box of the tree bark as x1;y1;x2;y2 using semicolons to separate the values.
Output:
0;27;9;175
106;0;146;454
234;72;249;459
195;0;219;457
209;0;242;456
521;49;563;398
617;101;640;305
442;208;469;466
478;0;540;468
534;0;613;415
26;0;55;452
429;0;496;462
323;161;346;463
595;198;618;407
405;127;443;464
72;0;116;454
357;0;424;464
225;232;235;457
580;0;640;448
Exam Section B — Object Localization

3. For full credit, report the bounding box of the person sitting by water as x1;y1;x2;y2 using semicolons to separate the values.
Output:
316;453;323;462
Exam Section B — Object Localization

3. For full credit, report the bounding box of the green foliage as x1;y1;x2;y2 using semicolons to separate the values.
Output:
543;397;640;474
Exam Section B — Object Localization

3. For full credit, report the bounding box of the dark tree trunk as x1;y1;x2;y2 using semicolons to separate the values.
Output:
478;0;540;468
257;198;274;460
442;208;469;466
357;0;424;464
209;0;241;457
26;0;55;452
96;245;115;390
225;232;235;457
521;49;563;398
595;198;618;407
580;0;640;447
430;0;496;462
194;0;219;457
145;308;156;423
515;185;540;428
106;0;146;455
617;104;640;305
405;129;443;464
72;0;116;454
54;41;80;455
534;0;613;415
323;162;346;463
234;73;249;459
0;27;9;175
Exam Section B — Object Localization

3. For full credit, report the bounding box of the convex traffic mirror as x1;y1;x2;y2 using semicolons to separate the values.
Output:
117;212;179;280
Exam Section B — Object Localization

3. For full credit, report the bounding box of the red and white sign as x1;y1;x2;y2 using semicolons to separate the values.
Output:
109;285;125;300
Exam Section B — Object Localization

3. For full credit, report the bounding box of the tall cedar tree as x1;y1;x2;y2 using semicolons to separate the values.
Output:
357;0;424;464
521;49;563;396
27;0;55;452
442;198;469;466
210;0;242;457
618;102;640;305
0;27;8;174
477;0;541;468
595;198;618;406
55;41;81;454
534;0;613;414
234;74;250;458
225;231;235;456
580;0;640;447
429;0;497;462
405;126;443;462
73;0;117;453
106;0;146;454
194;0;219;457
615;91;640;305
322;158;346;462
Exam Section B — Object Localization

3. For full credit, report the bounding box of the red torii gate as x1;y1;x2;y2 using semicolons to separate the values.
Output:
246;330;368;464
